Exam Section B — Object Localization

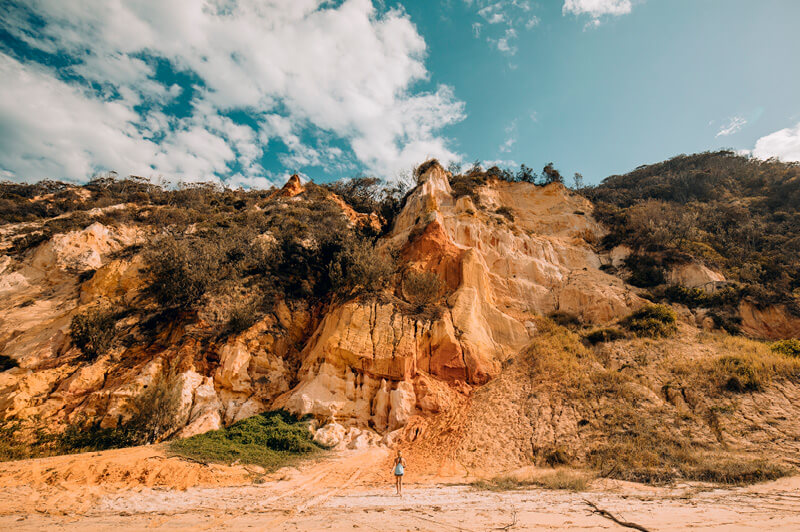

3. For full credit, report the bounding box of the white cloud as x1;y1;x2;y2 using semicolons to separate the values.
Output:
716;116;747;137
499;120;517;153
0;54;247;183
0;0;464;184
466;0;538;56
483;159;517;168
562;0;633;26
495;28;518;55
751;122;800;162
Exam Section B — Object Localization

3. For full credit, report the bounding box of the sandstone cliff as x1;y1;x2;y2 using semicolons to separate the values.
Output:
0;162;797;462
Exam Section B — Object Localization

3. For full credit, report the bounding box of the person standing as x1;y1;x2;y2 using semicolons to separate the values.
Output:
392;450;406;496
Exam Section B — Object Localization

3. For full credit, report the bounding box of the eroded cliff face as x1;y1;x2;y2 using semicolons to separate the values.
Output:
0;163;792;450
278;164;644;443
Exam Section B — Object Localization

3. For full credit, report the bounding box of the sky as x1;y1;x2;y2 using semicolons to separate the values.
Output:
0;0;799;187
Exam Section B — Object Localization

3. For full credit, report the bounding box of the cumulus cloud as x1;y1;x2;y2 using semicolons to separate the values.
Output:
0;54;247;183
751;122;800;162
716;116;747;137
0;0;465;184
562;0;634;26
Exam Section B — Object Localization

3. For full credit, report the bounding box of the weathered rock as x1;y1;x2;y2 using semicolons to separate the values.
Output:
313;422;347;447
668;262;725;288
32;222;141;274
739;302;800;339
214;342;252;393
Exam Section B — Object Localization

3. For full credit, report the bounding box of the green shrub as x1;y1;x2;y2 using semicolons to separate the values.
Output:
621;304;677;338
70;306;119;360
660;284;741;308
771;339;800;358
414;159;442;181
169;410;322;471
708;309;743;335
403;270;443;313
585;151;800;316
585;328;626;344
448;173;487;203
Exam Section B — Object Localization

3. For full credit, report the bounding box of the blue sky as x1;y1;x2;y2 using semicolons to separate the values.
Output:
1;0;799;187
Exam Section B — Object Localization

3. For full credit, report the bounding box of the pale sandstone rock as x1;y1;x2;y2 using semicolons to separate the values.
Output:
347;429;376;450
232;397;266;423
313;422;347;447
0;270;29;295
381;428;404;447
608;245;632;267
280;162;643;431
179;410;222;438
32;222;141;274
667;262;725;288
388;381;416;431
100;358;162;428
371;379;390;430
53;358;109;397
176;370;205;426
80;255;145;303
214;342;252;393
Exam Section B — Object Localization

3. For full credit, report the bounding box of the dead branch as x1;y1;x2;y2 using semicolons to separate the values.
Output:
584;500;651;532
495;507;518;531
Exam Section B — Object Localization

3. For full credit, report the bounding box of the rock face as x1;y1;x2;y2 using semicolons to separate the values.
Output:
279;163;644;432
2;162;791;449
739;302;800;340
667;262;725;288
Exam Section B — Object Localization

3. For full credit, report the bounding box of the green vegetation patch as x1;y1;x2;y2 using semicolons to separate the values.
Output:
621;304;677;338
771;338;800;358
585;151;800;315
169;411;323;471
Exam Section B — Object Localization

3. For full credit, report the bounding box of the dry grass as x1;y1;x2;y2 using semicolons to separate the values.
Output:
524;317;595;388
488;322;799;485
471;469;594;492
672;332;800;394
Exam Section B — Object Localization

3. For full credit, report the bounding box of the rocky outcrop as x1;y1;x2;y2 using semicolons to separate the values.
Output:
739;302;800;340
667;262;725;288
277;163;644;434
